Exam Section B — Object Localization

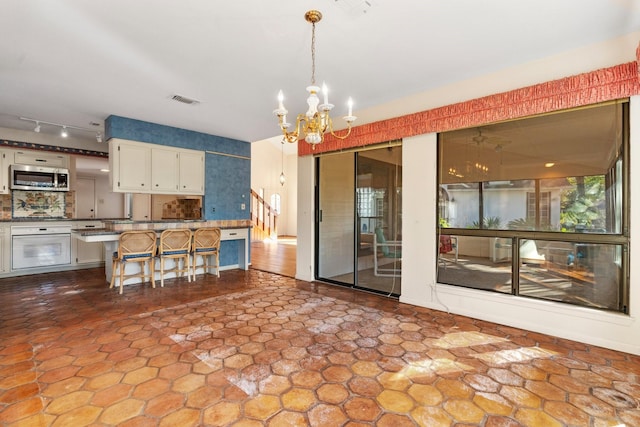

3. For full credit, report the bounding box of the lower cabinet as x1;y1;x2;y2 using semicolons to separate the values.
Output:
73;222;104;265
0;226;7;273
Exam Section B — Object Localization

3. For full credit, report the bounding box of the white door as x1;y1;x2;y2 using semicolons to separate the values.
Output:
76;177;96;218
132;193;151;220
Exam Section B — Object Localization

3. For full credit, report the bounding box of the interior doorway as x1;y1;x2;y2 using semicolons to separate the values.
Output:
76;177;96;218
250;237;296;278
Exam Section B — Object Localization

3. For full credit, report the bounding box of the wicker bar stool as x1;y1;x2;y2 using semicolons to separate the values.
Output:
191;227;221;280
110;230;158;294
158;229;192;287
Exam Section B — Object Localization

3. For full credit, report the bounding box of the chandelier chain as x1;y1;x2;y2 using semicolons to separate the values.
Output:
310;22;316;85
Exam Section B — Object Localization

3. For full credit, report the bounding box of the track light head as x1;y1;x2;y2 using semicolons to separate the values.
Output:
20;116;103;140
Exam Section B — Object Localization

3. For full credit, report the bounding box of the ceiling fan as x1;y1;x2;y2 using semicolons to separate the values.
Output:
472;128;511;152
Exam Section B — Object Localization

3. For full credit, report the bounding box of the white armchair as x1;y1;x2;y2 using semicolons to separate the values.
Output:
373;228;402;277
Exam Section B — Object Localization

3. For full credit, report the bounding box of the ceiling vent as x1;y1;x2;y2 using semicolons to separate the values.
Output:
170;94;201;105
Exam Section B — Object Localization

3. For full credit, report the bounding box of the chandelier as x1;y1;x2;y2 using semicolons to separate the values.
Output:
273;10;357;148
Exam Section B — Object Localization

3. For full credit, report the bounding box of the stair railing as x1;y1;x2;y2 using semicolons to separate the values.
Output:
250;189;278;240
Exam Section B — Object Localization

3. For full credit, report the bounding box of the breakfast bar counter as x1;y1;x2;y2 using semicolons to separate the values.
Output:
72;219;252;283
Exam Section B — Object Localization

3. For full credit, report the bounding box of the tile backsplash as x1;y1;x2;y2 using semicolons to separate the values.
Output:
3;190;75;219
162;198;202;220
0;194;10;220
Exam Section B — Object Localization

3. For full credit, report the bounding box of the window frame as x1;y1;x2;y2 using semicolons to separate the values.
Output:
436;101;630;313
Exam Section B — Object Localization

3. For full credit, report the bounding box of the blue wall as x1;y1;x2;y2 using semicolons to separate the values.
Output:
105;115;251;267
105;115;251;157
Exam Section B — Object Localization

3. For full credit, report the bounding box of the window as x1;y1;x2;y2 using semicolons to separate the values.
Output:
270;193;281;215
437;102;628;313
357;186;386;233
526;191;550;228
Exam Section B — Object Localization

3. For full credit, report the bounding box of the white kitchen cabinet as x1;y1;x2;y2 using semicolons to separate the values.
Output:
0;150;9;194
152;147;179;192
0;225;8;272
179;150;204;194
14;150;69;168
73;221;104;265
109;139;152;192
109;138;204;195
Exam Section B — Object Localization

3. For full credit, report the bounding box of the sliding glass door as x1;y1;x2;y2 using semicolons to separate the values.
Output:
317;152;355;285
317;144;402;296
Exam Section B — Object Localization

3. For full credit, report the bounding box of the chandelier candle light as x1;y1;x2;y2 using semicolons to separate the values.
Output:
273;10;357;148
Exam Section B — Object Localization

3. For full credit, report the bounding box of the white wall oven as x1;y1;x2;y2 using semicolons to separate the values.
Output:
11;225;71;270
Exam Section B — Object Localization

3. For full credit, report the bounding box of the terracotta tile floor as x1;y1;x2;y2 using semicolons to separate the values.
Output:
1;268;639;426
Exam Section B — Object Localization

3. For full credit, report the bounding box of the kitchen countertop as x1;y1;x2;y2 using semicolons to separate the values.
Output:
102;219;252;232
73;221;252;245
73;225;251;236
1;218;128;222
73;219;252;236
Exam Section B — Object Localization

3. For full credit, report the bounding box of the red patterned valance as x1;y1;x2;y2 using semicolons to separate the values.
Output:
637;42;640;81
299;60;640;156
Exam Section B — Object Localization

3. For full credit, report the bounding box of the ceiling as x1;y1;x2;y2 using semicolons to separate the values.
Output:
1;0;640;153
440;103;623;183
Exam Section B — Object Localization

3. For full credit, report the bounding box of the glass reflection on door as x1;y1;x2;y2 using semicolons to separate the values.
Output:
356;147;402;295
317;152;355;285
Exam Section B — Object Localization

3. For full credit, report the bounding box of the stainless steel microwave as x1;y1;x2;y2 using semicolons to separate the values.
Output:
10;164;70;191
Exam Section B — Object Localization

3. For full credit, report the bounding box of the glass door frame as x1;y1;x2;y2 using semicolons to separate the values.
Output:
314;142;403;297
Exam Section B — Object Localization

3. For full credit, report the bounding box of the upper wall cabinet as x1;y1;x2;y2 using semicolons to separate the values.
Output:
109;139;204;195
14;151;69;168
151;147;179;192
110;140;152;192
178;150;204;194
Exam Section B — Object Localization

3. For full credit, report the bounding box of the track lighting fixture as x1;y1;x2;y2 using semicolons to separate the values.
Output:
19;116;104;142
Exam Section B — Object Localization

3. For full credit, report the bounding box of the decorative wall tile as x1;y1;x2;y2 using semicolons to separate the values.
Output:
0;194;11;220
12;190;66;218
162;198;202;220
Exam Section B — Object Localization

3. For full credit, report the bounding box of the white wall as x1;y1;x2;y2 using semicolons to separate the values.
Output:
94;173;124;218
250;140;297;236
284;151;298;235
401;134;438;304
296;155;315;282
297;35;640;355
